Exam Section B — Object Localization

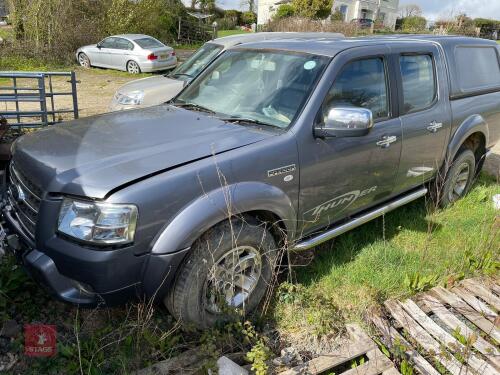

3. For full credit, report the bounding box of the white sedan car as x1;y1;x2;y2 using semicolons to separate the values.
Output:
76;34;177;74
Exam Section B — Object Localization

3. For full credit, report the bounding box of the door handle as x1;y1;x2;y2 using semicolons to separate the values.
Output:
376;135;397;148
427;121;443;133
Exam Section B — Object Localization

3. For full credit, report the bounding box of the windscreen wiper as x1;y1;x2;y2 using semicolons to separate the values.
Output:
170;73;192;79
219;116;274;127
172;102;216;114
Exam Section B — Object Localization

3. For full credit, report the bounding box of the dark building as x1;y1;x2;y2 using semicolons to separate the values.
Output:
0;0;8;18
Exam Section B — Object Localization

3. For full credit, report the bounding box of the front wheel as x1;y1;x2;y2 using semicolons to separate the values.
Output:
437;148;476;207
127;60;141;74
165;217;278;328
78;53;91;69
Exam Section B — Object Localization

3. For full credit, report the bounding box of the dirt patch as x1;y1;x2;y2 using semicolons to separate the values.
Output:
0;49;196;122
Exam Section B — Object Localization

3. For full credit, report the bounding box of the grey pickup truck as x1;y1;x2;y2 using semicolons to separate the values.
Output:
2;35;499;327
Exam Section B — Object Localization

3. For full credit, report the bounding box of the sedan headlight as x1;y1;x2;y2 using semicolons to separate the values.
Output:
114;90;144;106
58;198;138;245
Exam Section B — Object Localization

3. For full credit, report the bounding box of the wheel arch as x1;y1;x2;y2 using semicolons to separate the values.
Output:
447;114;489;163
150;181;297;255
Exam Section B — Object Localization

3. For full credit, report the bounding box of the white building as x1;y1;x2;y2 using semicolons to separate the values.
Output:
334;0;399;29
257;0;400;29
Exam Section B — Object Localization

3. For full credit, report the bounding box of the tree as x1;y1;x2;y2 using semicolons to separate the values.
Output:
241;11;256;25
399;3;422;18
401;15;427;32
240;0;255;13
274;4;295;20
291;0;332;19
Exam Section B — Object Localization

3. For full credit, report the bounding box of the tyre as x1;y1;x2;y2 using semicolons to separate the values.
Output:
78;53;91;69
127;60;141;74
165;216;278;328
438;148;476;207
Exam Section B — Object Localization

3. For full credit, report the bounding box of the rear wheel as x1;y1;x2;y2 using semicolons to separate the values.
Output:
165;216;278;328
78;53;91;69
438;148;476;207
127;60;141;74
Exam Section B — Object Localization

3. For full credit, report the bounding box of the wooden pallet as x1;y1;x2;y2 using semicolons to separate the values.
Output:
279;324;401;375
370;277;500;375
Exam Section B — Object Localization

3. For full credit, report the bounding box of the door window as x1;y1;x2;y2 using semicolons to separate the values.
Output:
114;38;133;50
399;54;436;114
99;37;116;49
321;57;389;121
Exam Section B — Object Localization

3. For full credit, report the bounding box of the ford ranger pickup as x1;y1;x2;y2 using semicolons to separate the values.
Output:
2;35;499;327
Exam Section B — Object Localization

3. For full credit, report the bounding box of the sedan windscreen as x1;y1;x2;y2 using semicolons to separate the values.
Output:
170;43;224;81
175;50;329;128
135;38;164;49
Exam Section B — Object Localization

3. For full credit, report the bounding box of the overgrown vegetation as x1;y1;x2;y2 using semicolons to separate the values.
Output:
1;0;187;66
266;16;364;36
0;172;498;372
273;174;499;349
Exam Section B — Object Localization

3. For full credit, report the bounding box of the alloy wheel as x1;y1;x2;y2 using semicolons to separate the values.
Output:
448;162;470;203
204;245;262;314
79;54;90;68
127;61;140;74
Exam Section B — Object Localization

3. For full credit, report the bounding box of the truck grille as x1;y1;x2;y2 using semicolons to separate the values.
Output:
7;163;42;239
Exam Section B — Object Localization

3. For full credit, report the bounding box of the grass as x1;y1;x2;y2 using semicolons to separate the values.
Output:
217;29;252;38
0;174;498;372
273;174;499;346
0;26;13;41
0;56;153;80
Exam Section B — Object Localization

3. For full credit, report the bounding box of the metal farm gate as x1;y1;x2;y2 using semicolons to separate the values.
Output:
0;71;79;128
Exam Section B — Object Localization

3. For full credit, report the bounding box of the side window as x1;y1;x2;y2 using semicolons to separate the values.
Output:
99;37;116;49
322;58;389;121
455;46;500;92
400;54;436;114
114;38;132;50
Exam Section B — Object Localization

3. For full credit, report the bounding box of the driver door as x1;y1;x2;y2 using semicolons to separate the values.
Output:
298;47;403;235
91;37;116;67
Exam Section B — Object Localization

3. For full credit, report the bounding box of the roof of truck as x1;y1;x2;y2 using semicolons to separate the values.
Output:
232;35;498;57
211;32;345;48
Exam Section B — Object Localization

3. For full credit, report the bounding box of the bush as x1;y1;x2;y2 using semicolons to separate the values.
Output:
274;4;295;20
241;11;257;25
401;16;427;32
474;18;500;29
265;16;361;37
291;0;332;20
3;0;186;65
331;10;344;22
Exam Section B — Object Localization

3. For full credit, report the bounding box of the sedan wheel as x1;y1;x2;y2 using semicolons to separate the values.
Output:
127;61;141;74
78;53;90;69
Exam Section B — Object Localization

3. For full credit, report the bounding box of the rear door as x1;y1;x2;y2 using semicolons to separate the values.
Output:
108;37;133;70
391;44;451;192
298;46;403;235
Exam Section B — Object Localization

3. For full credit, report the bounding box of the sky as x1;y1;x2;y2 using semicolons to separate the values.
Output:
391;0;498;21
203;0;500;18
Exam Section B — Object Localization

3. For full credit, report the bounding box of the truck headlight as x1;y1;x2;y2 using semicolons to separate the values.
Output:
115;90;144;106
57;198;138;245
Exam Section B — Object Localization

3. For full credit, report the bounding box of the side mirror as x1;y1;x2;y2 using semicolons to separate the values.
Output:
314;107;373;138
97;43;102;49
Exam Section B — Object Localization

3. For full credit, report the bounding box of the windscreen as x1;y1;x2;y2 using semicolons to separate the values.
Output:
135;37;164;49
175;49;329;128
170;43;224;82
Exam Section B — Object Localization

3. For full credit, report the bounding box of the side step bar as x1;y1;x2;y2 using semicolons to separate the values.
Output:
292;188;428;251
